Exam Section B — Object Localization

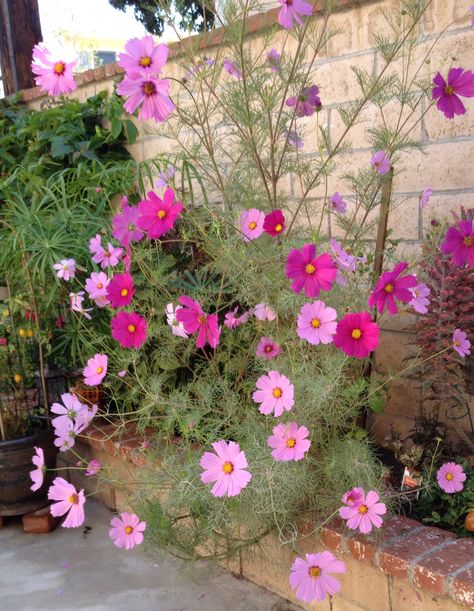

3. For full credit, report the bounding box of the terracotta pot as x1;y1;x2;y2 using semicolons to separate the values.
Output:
0;427;57;516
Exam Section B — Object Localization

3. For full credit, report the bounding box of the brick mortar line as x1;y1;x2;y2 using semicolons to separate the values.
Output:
407;538;458;584
373;525;427;567
447;559;474;598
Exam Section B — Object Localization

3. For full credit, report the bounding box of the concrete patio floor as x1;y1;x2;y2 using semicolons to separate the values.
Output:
0;499;298;611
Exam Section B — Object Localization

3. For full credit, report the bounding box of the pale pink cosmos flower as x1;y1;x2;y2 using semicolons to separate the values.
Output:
83;353;108;386
85;459;101;477
166;303;188;338
53;259;76;281
200;440;252;497
30;447;45;492
409;283;430;314
110;512;147;549
330;239;366;286
471;5;474;28
252;370;294;417
69;291;92;319
89;235;123;268
155;166;176;189
118;370;127;378
437;462;467;494
278;0;312;30
224;308;250;329
340;489;387;534
94;293;111;309
51;393;86;430
420;186;433;209
239;208;265;242
48;477;85;528
31;43;77;96
117;74;175;123
223;59;241;79
329;192;348;214
118;36;169;78
371;150;391;175
290;552;346;604
254;303;277;321
267;48;281;72
453;329;471;357
267;422;310;461
85;271;110;300
297;301;337;345
256;337;281;360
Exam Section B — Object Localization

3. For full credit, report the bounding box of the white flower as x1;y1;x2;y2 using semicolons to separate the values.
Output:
166;303;188;338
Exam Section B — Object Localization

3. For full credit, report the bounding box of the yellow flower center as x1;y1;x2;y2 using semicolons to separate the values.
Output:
97;282;103;289
384;283;394;293
309;566;321;578
311;318;321;328
445;85;454;95
128;223;136;231
464;236;473;246
157;210;166;219
249;221;257;230
68;493;79;505
143;81;156;96
305;263;315;274
455;340;460;346
125;525;134;534
273;387;282;398
274;223;283;233
286;438;296;448
358;504;368;514
121;288;129;297
54;61;65;74
351;328;362;339
265;345;273;353
139;56;152;67
223;462;233;474
128;324;136;333
105;250;111;257
446;473;453;481
97;367;103;374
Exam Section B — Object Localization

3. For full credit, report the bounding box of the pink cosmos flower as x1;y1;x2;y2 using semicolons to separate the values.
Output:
112;205;144;246
409;283;430;314
137;188;183;239
89;234;123;268
437;462;467;494
267;48;281;72
371;150;391;174
53;259;76;281
31;43;77;96
95;187;102;193
94;294;111;309
263;209;286;237
155;166;176;189
69;291;92;319
297;300;337;345
107;273;135;308
333;311;380;358
289;552;346;604
256;337;281;360
330;239;366;285
278;0;313;30
166;303;188;338
118;370;127;378
200;440;252;497
83;353;108;386
341;489;387;534
368;262;417;315
420;186;433;209
453;329;471;357
330;192;347;214
267;422;310;461
175;296;220;349
117;73;175;123
441;219;474;267
341;487;365;508
85;459;101;477
432;68;474;119
48;477;85;528
223;59;241;79
118;36;169;78
30;447;45;492
254;303;277;321
286;129;304;149
286;85;321;117
286;243;337;298
51;393;87;430
53;408;95;451
85;271;110;301
239;208;265;242
111;311;147;349
224;308;250;329
252;370;294;417
110;512;147;549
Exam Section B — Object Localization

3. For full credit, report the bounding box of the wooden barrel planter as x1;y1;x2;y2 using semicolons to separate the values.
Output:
0;427;57;516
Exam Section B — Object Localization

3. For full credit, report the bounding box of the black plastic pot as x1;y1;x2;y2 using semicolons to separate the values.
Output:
0;427;57;516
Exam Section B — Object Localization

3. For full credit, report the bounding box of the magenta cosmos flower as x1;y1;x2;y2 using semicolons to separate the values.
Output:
254;303;277;321
437;462;467;494
368;262;417;315
263;209;285;237
289;552;346;604
117;73;175;123
48;477;86;528
107;272;135;308
297;300;337;345
409;283;430;314
341;487;364;508
256;337;281;360
53;259;76;281
89;234;123;268
175;296;220;349
286;85;321;117
252;370;294;417
420;186;432;209
278;0;312;30
453;329;471;357
31;43;77;96
200;440;252;497
83;353;108;386
109;512;147;549
239;208;265;242
340;489;387;534
371;150;391;174
333;311;380;358
267;422;310;461
85;459;101;477
111;311;147;349
30;447;45;492
85;271;109;300
432;68;474;119
286;243;337;298
118;36;169;78
137;188;183;239
330;192;347;214
441;219;474;267
112;205;144;246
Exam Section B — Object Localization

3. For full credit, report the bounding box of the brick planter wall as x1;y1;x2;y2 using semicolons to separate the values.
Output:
57;422;474;610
